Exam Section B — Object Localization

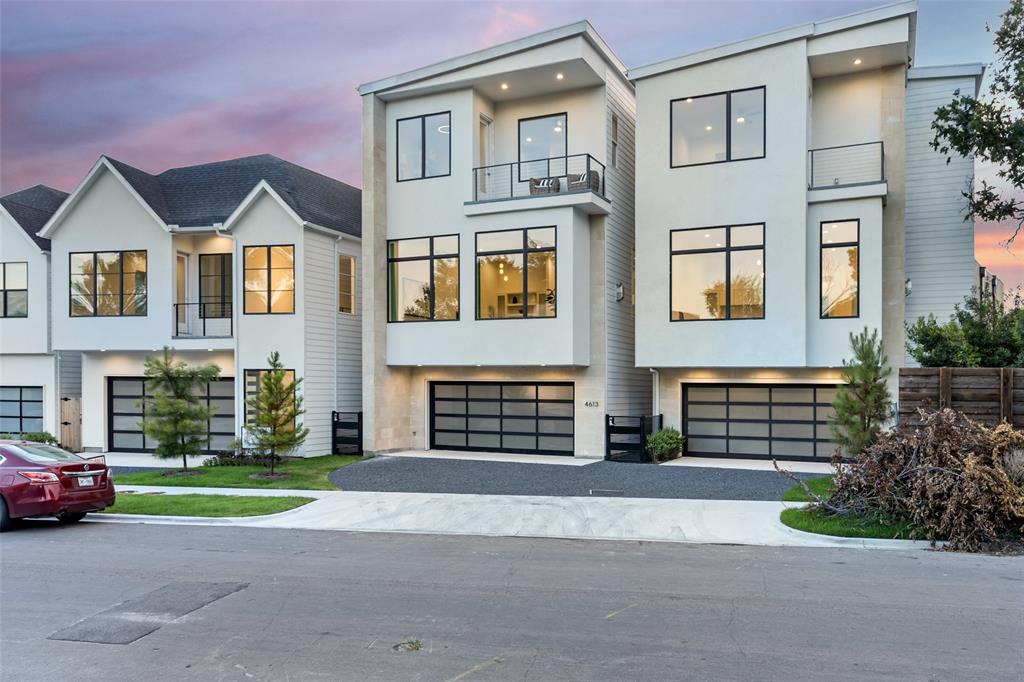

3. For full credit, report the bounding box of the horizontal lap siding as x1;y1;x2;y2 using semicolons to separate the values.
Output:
336;238;362;414
57;351;82;397
303;230;337;455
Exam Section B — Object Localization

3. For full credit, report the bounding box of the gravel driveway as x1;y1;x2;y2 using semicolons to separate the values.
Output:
329;456;819;501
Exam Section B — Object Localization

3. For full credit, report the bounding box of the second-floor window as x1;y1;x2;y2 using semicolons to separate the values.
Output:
397;112;451;181
387;235;459;322
670;86;765;167
610;114;619;168
477;227;556;319
339;255;355;314
70;251;147;317
244;245;294;314
1;262;28;318
670;224;764;321
519;113;567;181
199;253;232;319
820;220;859;318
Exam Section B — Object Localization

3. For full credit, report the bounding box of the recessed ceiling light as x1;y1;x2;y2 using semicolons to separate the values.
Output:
526;137;532;142
736;116;745;123
500;83;509;90
686;98;693;103
556;73;564;80
705;125;713;131
704;233;710;238
554;126;562;132
853;58;862;65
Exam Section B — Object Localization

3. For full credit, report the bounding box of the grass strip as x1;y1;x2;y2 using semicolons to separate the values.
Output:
114;454;360;490
100;493;314;517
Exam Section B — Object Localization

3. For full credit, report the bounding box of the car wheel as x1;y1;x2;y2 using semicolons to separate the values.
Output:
58;512;87;524
0;497;13;532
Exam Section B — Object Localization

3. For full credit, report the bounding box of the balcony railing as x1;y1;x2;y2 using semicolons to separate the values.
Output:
471;153;606;202
173;302;233;338
808;141;884;190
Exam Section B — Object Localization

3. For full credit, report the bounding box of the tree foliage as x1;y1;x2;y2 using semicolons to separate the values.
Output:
831;328;893;458
242;351;309;474
141;348;221;470
931;0;1024;239
907;290;1024;367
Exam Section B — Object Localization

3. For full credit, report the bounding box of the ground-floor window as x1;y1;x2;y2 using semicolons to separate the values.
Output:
108;377;235;452
0;386;44;434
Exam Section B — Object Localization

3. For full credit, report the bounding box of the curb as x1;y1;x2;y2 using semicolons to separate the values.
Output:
771;511;942;550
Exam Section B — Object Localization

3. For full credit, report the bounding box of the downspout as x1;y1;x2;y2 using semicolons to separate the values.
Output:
649;368;660;417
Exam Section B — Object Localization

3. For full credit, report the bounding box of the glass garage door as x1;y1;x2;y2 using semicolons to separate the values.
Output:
430;382;574;455
108;377;236;452
683;384;838;460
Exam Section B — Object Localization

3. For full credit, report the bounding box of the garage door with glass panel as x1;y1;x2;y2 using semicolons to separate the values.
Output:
108;377;236;452
431;382;574;455
683;384;838;460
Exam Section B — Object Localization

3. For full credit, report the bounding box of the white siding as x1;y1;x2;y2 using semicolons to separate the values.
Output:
604;72;650;416
302;229;337;455
904;75;978;365
56;351;82;397
336;238;362;413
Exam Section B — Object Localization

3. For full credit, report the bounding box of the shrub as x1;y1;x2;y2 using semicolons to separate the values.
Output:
0;431;58;445
906;291;1024;367
646;428;684;462
831;327;892;457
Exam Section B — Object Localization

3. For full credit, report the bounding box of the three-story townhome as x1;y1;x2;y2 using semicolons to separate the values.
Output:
359;22;649;457
0;185;81;444
628;1;988;462
36;154;362;455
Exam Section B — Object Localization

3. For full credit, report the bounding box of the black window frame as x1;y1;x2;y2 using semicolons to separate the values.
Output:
475;227;557;321
243;368;296;426
395;111;452;182
0;261;28;318
68;250;148;317
819;218;860;320
669;86;766;168
199;253;232;319
610;113;619;168
242;244;295;315
386;234;460;323
669;223;765;322
338;254;356;314
0;385;44;435
517;112;568;183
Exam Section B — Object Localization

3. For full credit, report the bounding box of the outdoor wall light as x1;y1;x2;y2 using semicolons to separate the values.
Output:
905;278;913;297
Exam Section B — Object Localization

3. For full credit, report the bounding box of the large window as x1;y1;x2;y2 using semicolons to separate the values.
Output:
397;112;451;181
69;250;147;317
387;235;459;322
199;253;232;319
0;386;43;434
670;224;764;321
243;245;294;314
339;255;356;314
670;86;765;167
820;220;859;318
1;262;28;318
476;227;556;319
519;113;567;181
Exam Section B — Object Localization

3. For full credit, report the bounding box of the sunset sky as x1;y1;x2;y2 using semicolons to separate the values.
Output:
2;0;1017;290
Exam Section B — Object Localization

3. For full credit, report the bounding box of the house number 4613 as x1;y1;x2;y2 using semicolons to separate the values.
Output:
584;401;599;408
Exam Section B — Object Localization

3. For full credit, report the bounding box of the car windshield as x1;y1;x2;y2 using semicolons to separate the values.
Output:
7;444;83;463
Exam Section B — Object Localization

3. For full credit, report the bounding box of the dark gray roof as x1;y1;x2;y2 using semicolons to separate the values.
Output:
104;154;361;237
1;185;69;250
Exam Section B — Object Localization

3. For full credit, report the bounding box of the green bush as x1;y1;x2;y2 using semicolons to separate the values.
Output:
646;428;684;462
906;291;1024;367
0;431;58;445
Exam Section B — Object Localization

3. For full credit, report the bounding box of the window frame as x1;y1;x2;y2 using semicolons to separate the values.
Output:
68;250;148;317
0;261;28;318
517;112;568;183
338;254;356;315
610;113;619;169
395;110;452;183
0;385;44;435
475;227;557;321
243;368;297;427
198;253;232;319
819;218;860;320
386;234;460;323
242;244;295;315
669;223;765;322
669;86;766;169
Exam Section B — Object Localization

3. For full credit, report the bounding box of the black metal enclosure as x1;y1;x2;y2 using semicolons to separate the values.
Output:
605;414;662;463
331;411;362;455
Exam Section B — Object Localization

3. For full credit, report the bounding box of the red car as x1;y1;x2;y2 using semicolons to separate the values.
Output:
0;441;116;530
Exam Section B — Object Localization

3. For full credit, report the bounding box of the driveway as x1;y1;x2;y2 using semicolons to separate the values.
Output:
330;456;817;501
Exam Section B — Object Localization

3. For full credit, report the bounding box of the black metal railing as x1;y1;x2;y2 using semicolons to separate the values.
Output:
605;414;662;463
808;141;884;189
173;302;233;338
471;153;606;202
332;411;362;455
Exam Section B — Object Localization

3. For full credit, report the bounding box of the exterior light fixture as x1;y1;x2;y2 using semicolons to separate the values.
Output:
438;124;450;134
500;83;509;90
853;58;862;65
554;126;562;132
705;125;712;131
556;73;564;80
736;117;745;123
525;137;532;142
686;98;693;103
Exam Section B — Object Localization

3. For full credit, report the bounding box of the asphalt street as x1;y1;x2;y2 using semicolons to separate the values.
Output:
1;521;1021;681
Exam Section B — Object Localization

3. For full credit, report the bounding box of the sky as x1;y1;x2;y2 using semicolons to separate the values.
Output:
1;0;1017;289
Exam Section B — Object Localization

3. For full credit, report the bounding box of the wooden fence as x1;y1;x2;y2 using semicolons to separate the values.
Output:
898;368;1024;427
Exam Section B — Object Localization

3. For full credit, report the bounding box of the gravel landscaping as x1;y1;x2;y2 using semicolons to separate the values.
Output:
329;456;817;501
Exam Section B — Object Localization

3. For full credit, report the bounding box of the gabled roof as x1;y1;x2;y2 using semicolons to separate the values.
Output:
0;184;69;250
103;154;361;236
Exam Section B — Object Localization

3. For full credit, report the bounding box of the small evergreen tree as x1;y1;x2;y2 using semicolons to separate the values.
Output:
831;328;893;458
242;351;309;475
141;348;221;471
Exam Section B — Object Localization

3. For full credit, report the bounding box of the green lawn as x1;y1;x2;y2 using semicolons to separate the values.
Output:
780;506;922;540
781;475;835;502
100;493;314;517
114;454;361;490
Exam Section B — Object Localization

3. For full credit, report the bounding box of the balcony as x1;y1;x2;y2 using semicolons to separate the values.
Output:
808;141;884;190
173;302;233;339
465;153;610;216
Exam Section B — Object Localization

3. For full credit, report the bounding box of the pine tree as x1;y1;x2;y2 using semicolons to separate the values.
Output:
242;351;310;475
831;328;893;457
141;348;221;471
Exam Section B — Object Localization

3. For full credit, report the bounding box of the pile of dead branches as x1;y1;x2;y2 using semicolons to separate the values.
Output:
797;409;1024;552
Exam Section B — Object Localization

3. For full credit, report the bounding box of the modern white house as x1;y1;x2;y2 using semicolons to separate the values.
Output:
627;1;990;461
358;22;649;457
0;185;80;443
28;154;362;455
